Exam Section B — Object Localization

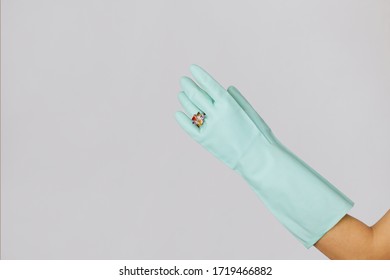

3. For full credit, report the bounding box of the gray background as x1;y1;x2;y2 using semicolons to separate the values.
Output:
2;0;389;259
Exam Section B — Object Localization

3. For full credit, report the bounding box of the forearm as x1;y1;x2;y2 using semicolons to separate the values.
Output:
315;210;390;259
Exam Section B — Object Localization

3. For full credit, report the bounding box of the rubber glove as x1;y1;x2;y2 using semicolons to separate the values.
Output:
175;64;354;248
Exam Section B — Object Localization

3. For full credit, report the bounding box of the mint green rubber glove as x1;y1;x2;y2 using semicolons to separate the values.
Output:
175;64;353;248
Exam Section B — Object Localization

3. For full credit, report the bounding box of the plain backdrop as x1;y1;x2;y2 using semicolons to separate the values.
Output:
1;0;389;259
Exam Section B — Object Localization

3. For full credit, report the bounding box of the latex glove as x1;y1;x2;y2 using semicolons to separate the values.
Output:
175;64;353;248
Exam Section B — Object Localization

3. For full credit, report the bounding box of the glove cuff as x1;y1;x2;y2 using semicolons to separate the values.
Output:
234;136;354;248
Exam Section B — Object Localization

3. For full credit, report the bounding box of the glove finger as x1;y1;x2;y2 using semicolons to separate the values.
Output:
178;91;203;117
227;85;273;143
175;111;201;141
189;64;226;102
180;76;214;114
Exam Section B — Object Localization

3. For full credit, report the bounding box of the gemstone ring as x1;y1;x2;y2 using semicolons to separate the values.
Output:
192;112;206;127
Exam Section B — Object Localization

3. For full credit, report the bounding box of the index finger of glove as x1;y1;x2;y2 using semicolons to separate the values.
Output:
189;64;226;102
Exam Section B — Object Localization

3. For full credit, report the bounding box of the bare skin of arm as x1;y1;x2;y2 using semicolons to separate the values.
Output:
314;210;390;259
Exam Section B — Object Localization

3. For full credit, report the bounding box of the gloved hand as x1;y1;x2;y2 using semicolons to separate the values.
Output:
175;64;353;248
